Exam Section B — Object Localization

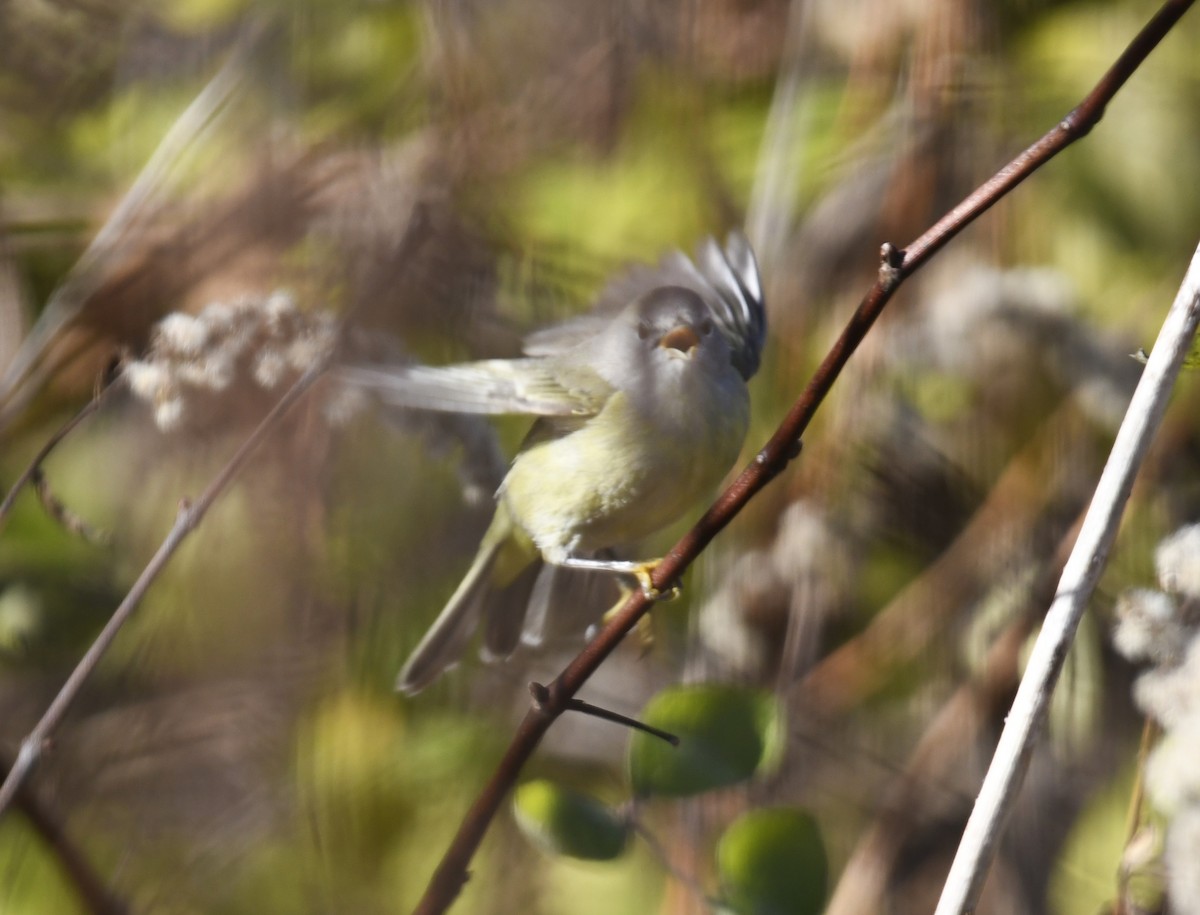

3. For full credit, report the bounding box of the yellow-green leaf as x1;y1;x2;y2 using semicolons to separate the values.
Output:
717;808;827;915
629;684;779;798
513;780;630;862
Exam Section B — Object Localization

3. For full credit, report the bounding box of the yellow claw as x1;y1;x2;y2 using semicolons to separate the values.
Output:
604;583;657;651
632;560;682;602
591;561;683;652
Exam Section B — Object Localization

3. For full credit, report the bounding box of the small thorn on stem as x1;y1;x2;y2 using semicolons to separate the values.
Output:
564;696;680;746
528;681;552;710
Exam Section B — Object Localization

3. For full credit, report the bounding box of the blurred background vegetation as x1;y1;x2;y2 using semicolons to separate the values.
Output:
1;0;1199;912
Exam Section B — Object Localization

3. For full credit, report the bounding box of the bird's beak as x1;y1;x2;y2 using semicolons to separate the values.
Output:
658;325;701;355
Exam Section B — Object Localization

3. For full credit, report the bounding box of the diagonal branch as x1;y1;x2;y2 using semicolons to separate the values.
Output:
410;0;1196;911
0;359;326;818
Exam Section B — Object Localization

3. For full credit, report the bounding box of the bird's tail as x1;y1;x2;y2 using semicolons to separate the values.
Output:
396;507;540;695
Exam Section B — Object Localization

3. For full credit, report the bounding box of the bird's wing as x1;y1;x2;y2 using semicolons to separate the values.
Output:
667;232;767;381
337;358;612;417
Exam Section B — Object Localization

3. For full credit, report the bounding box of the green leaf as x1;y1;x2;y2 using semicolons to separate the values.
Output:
717;808;827;915
513;780;630;861
629;684;779;798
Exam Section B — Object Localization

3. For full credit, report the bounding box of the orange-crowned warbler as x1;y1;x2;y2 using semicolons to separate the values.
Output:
342;233;766;693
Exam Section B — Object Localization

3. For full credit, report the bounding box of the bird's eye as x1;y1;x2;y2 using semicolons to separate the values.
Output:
637;321;653;340
699;319;713;336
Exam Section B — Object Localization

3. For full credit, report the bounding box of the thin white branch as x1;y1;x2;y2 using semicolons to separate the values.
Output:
934;241;1200;915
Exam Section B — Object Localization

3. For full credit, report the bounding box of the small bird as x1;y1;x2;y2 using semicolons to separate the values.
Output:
342;233;766;693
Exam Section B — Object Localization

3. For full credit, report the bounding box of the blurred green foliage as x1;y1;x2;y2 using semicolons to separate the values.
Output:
2;0;1200;912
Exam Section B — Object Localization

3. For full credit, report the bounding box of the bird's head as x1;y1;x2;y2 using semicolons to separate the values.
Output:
589;286;737;399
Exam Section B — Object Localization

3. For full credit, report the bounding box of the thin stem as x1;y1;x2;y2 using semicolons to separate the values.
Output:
411;1;1196;911
30;469;111;545
628;815;719;909
1;753;129;915
0;202;431;821
0;369;119;535
530;682;679;743
1114;718;1158;915
565;700;679;746
0;357;326;818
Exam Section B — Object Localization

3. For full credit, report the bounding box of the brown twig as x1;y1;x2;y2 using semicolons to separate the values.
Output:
1;752;130;915
0;369;119;536
410;2;1196;911
30;469;111;545
1114;718;1159;915
627;815;718;909
531;682;679;743
545;689;679;746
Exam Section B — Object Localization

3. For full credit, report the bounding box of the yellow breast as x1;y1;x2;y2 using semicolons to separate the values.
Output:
500;386;748;562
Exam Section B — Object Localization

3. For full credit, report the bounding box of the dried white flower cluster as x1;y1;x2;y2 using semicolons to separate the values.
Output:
125;291;337;430
692;501;852;681
1113;523;1200;912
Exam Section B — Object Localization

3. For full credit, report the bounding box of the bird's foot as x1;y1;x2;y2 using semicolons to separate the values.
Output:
599;583;658;652
630;560;681;602
557;555;682;602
